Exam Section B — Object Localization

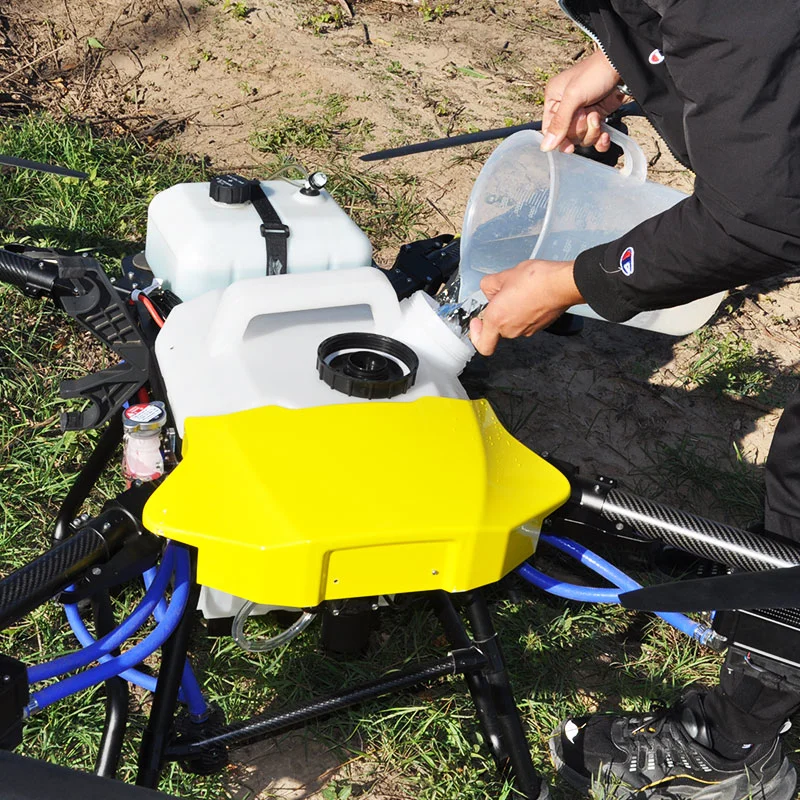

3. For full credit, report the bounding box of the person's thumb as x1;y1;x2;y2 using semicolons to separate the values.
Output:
540;89;584;152
469;316;499;356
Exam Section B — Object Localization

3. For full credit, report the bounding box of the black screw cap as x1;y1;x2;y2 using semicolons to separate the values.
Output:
210;174;253;204
317;333;419;399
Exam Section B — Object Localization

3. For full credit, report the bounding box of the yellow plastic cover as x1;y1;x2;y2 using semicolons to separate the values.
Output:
143;397;570;607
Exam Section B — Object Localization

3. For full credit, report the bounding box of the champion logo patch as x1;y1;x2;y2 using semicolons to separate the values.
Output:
564;721;580;743
620;246;635;276
648;48;665;65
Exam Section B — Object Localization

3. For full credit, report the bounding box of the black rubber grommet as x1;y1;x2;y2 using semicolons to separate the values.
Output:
317;332;419;399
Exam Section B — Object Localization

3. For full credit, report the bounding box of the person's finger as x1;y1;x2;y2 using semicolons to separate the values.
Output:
581;111;602;146
542;96;561;136
541;84;586;152
595;130;611;153
469;316;500;356
480;271;505;298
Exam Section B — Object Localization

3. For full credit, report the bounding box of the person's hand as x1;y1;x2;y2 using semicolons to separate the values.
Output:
540;50;624;154
469;260;583;356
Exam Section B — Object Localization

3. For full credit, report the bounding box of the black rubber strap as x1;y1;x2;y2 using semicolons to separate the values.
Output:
251;184;290;275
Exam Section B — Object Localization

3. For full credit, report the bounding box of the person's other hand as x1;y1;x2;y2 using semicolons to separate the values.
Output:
469;260;583;356
541;50;624;154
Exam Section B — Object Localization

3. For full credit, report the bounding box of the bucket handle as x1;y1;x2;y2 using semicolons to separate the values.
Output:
603;124;649;183
207;267;402;356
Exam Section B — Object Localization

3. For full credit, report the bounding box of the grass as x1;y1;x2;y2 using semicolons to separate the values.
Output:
300;7;347;35
683;328;777;400
250;95;428;252
0;115;206;256
640;434;765;525
1;115;797;799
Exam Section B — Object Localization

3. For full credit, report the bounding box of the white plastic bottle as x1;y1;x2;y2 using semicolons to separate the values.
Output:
122;401;168;485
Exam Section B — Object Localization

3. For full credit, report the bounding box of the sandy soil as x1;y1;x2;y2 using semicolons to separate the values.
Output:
2;0;799;796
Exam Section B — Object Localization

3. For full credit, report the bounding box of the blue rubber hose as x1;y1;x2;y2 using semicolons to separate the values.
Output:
27;546;175;684
58;548;206;715
516;562;621;603
28;545;191;714
143;556;208;719
517;534;710;642
63;596;184;700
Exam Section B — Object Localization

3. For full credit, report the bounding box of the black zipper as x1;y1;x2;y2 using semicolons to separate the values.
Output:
558;0;621;75
557;0;693;172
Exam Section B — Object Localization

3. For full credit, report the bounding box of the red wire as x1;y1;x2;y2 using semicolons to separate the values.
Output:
137;294;165;329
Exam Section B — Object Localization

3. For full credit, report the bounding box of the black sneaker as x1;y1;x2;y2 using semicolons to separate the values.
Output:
550;693;796;799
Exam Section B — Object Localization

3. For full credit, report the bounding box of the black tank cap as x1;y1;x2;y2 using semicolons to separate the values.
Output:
317;332;419;400
210;174;254;204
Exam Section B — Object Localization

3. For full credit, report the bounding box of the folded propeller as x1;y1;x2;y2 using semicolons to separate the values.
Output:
0;153;87;179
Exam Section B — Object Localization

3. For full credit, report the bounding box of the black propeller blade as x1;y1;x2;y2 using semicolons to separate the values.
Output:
0;154;88;180
359;101;644;163
620;565;800;612
360;121;542;163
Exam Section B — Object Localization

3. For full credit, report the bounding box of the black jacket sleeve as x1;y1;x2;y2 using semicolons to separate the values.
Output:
573;0;800;323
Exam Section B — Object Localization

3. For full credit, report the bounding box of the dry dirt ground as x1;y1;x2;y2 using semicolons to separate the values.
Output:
2;0;800;798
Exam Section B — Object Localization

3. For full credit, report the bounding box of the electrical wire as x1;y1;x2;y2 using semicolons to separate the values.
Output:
137;294;165;328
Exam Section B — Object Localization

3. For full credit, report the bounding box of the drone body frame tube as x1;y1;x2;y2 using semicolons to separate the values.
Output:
570;475;800;572
0;248;60;297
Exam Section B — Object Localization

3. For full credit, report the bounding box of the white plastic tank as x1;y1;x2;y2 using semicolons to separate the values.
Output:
155;267;474;437
144;174;373;301
460;127;724;336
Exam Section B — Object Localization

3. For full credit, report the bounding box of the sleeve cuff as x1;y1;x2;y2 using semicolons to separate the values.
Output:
573;244;640;323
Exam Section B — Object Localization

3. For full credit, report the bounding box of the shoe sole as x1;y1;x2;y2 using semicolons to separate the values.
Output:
548;724;797;800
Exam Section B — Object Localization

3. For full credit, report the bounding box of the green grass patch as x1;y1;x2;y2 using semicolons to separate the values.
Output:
684;329;777;401
0;115;205;256
644;434;765;525
300;6;348;35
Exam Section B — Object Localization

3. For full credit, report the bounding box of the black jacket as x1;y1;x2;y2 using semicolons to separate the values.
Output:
564;0;800;322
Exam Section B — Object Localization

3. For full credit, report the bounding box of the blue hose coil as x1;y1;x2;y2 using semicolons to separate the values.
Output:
27;547;176;684
28;545;192;714
517;534;710;643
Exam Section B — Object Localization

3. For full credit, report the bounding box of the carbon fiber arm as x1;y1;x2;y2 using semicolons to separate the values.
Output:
0;248;60;297
563;474;800;572
601;487;800;571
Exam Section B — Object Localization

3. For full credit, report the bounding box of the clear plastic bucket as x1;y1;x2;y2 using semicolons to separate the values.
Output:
459;127;724;335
